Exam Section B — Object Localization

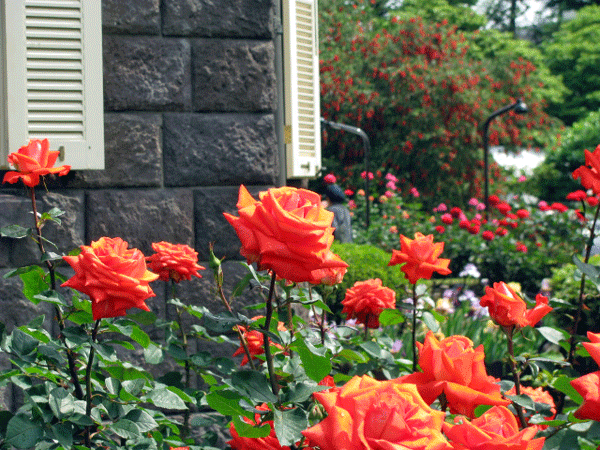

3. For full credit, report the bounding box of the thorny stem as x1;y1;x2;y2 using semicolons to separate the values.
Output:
172;281;191;438
412;283;418;373
85;319;101;447
29;187;84;400
213;266;256;371
263;272;280;397
506;326;527;429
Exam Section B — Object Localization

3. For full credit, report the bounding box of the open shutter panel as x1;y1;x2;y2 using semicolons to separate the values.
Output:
1;0;104;170
283;0;320;179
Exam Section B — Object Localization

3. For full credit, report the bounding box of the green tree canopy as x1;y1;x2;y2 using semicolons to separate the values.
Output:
543;5;600;125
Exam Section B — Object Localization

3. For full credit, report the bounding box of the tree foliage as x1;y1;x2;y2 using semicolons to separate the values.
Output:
319;0;563;206
543;5;600;125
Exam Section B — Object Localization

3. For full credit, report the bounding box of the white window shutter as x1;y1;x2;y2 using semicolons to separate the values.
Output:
1;0;104;170
282;0;320;179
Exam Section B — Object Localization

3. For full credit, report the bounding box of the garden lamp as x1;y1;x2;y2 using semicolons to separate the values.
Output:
482;98;528;219
321;118;372;228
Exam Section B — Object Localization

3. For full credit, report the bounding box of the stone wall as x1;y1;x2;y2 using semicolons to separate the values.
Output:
0;0;278;415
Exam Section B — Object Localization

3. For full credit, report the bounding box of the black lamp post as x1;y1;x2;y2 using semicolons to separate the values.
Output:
320;118;372;228
482;98;528;218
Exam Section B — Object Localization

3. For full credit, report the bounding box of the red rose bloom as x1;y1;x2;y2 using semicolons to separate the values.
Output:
399;332;509;418
146;241;205;283
342;278;396;328
435;225;446;234
516;241;528;252
516;209;530;219
2;138;71;187
570;332;600;421
450;207;462;218
496;202;511;215
388;232;451;284
488;195;500;206
566;190;587;201
468;225;480;235
482;230;494;241
459;219;470;229
443;406;545;450
550;202;568;212
441;213;453;224
480;282;552;329
62;237;159;321
232;317;287;366
495;227;508;236
587;196;599;206
228;404;293;450
324;173;337;184
223;185;348;283
573;144;600;195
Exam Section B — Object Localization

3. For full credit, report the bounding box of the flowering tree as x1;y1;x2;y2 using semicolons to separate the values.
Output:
319;0;563;206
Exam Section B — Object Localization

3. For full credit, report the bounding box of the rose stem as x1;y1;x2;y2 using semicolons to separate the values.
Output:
85;319;101;446
558;200;600;414
506;326;527;429
412;282;418;373
173;281;191;438
29;186;84;400
263;272;280;396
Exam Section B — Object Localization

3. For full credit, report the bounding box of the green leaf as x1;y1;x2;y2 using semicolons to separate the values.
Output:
422;311;440;332
537;326;568;345
231;370;278;404
293;338;332;383
1;224;31;239
167;385;195;404
144;343;164;365
122;409;159;433
552;375;583;404
105;377;120;396
41;251;63;262
203;310;247;333
573;255;600;280
122;378;146;397
130;326;150;348
360;341;383;359
206;390;251;418
111;418;141;439
232;414;271;438
284;382;331;403
49;387;76;418
5;414;44;449
9;329;38;356
3;265;39;279
378;308;405;326
51;423;73;449
34;290;67;307
19;266;49;305
232;272;255;297
506;394;535;411
148;387;187;410
127;310;157;325
273;408;308;447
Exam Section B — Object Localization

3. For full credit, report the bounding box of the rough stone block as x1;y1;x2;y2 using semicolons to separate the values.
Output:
104;36;191;111
192;39;275;112
163;0;273;38
0;191;85;267
68;114;163;188
193;185;271;261
163;113;278;187
86;189;194;256
102;0;160;35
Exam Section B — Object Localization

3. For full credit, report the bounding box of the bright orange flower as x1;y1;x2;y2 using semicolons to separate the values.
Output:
302;375;451;450
480;282;552;329
399;331;509;418
2;139;70;187
506;385;556;429
223;185;348;283
228;404;292;450
341;278;396;328
570;332;600;421
232;317;287;366
573;144;600;195
388;232;451;284
146;241;205;283
62;237;158;321
443;406;545;450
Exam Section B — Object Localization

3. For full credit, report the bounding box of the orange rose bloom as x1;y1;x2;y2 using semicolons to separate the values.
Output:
62;237;159;321
480;282;552;329
146;241;205;283
388;232;451;284
2;139;71;187
573;144;600;195
224;185;348;283
443;406;545;450
570;332;600;421
228;404;292;450
399;331;509;418
506;385;556;429
341;278;396;328
232;317;287;366
302;375;451;450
